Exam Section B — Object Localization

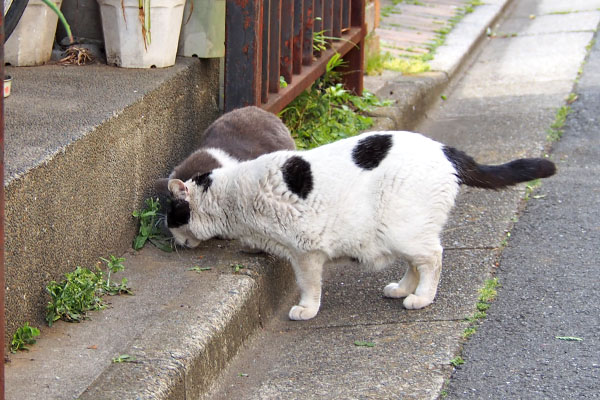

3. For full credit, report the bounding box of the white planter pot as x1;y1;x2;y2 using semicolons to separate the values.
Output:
97;0;186;68
178;0;225;58
5;0;63;66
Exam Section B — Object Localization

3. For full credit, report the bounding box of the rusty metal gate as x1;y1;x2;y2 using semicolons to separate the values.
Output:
224;0;366;113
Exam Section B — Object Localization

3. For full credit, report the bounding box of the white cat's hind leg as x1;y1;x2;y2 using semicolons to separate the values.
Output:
289;252;326;321
383;264;419;298
402;248;443;309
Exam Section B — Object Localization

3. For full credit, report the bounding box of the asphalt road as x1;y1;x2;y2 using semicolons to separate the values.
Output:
444;23;600;400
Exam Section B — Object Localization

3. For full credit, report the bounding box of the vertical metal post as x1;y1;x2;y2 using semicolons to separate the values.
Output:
332;0;342;38
0;1;6;398
302;0;314;66
261;0;271;103
224;0;263;111
280;0;294;84
340;0;364;95
292;0;303;74
268;0;281;93
313;0;323;57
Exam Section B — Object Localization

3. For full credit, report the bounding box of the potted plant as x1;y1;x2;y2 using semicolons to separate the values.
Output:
96;0;186;68
5;0;72;66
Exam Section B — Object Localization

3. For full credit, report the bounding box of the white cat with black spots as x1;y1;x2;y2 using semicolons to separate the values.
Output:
168;131;555;320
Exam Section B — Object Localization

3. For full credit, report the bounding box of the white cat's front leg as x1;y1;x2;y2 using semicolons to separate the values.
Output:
403;250;443;310
289;252;326;320
384;264;419;298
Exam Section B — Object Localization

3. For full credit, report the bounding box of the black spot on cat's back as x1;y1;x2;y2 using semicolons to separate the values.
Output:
352;134;393;170
281;156;313;199
167;198;190;228
193;172;212;192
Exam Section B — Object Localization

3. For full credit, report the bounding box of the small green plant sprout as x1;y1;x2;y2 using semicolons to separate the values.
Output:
238;373;250;377
450;356;465;367
99;255;132;296
566;92;578;105
524;179;542;201
11;323;41;353
188;266;212;273
462;326;477;340
112;354;137;363
279;76;288;88
547;105;572;142
556;336;583;342
354;340;376;347
132;197;173;252
231;263;246;273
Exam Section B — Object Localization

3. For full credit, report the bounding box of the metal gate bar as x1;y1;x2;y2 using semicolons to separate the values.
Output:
224;0;366;114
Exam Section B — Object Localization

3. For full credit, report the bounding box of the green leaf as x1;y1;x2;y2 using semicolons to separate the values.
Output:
556;336;583;342
354;340;376;347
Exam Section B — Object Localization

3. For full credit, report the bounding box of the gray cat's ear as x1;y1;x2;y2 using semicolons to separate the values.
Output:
168;179;188;200
154;178;169;195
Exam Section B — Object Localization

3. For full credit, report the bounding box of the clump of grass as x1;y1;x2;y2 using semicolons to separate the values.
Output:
547;105;572;142
450;356;465;367
462;278;499;339
132;197;173;252
11;323;41;353
279;53;391;150
45;256;132;326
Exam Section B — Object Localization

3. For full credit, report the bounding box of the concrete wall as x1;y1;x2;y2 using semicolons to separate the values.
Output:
4;59;221;346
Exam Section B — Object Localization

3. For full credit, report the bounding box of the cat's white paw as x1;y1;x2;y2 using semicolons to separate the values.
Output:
403;294;433;310
383;282;412;298
288;305;319;320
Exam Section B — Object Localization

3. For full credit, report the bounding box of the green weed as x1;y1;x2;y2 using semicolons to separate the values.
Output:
112;354;137;363
354;340;376;347
556;336;583;342
547;105;572;141
45;257;132;326
462;279;499;339
231;263;246;273
189;266;212;272
132;197;173;252
450;356;465;367
11;323;41;353
524;179;542;201
279;53;391;150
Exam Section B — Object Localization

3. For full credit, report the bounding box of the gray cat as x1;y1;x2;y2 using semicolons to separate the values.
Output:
155;106;295;193
156;106;296;247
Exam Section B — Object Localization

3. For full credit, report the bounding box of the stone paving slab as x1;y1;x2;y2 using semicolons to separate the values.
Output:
378;0;473;56
209;320;462;400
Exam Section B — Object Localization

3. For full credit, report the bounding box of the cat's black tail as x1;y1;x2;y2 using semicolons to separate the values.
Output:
443;146;556;189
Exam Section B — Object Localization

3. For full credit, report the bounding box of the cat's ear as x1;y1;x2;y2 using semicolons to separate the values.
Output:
168;179;189;200
154;178;169;195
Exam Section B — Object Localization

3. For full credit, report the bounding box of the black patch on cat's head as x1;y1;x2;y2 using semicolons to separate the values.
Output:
282;156;313;199
166;198;190;228
352;134;393;170
192;172;213;192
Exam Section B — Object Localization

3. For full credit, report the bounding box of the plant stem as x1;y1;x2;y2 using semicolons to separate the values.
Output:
41;0;73;44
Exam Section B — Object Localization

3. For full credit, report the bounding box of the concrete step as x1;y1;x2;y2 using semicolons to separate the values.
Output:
3;57;221;345
6;241;293;399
